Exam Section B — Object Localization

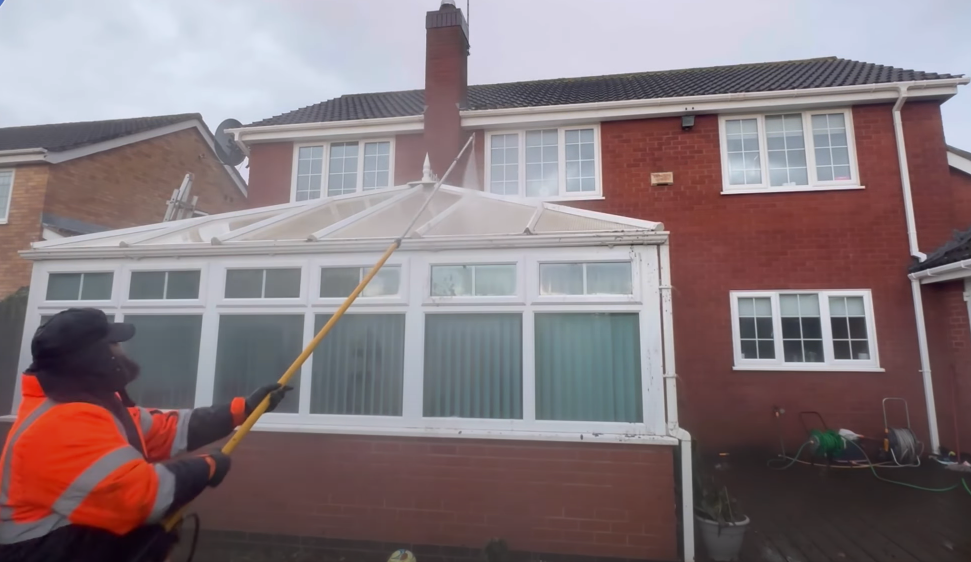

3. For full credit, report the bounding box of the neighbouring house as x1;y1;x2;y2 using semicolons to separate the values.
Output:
3;2;970;561
0;113;247;423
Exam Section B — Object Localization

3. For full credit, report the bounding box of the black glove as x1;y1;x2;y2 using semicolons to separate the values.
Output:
245;383;294;415
205;451;231;487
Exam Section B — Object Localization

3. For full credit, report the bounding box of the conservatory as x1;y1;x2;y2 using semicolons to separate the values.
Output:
11;182;675;443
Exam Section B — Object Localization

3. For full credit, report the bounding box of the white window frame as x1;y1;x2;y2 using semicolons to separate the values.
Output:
719;108;862;195
290;139;396;202
122;263;209;308
730;290;882;372
425;259;524;305
312;257;409;307
0;168;14;225
11;249;669;445
530;254;641;305
42;267;118;306
483;125;603;201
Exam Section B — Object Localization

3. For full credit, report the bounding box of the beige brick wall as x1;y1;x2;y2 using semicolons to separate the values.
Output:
0;165;50;297
45;127;245;229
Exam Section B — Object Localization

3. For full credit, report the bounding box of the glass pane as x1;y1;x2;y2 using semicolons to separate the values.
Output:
312;314;404;415
213;315;302;413
757;340;775;359
264;269;301;298
851;340;871;360
130;272;166;300
780;295;800;316
740;340;757;359
362;266;400;297
846;297;865;315
320;267;361;299
801;317;822;339
781;318;801;339
539;263;583;295
431;265;473;297
80;273;113;300
754;298;771;316
586;262;633;295
48;273;82;300
474;265;516;296
123;315;202;409
848;317;868;339
783;340;804;362
739;318;756;339
166;271;201;299
424;314;522;419
755;317;773;338
535;313;642;422
833;340;852;360
831;317;849;339
225;269;263;299
804;340;824;362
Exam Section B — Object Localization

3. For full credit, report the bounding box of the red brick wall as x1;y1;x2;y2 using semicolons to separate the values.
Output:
45;127;244;229
904;102;955;253
196;433;678;561
0;165;49;297
950;168;971;226
247;142;293;208
395;133;427;185
923;281;971;453
566;103;942;450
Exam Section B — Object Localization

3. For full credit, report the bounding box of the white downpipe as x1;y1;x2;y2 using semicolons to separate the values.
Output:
892;84;941;453
659;242;694;562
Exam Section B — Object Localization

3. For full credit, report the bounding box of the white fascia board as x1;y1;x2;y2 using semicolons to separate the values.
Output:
20;231;670;261
910;259;971;284
460;79;968;128
948;151;971;176
42;119;249;198
542;201;664;231
231;115;424;144
0;149;47;165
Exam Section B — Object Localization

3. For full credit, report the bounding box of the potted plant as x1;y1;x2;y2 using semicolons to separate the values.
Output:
694;465;749;561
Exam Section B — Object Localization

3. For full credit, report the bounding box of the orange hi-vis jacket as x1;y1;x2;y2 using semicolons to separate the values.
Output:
0;375;247;562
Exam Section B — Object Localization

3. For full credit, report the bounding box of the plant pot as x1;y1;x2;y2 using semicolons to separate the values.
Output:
695;514;750;561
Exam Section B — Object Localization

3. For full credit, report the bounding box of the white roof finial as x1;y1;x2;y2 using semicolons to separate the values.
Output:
422;153;434;183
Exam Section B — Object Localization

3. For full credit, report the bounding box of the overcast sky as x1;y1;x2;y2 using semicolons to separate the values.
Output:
1;0;969;155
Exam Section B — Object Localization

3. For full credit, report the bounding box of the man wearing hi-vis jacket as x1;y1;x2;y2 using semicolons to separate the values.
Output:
0;308;292;562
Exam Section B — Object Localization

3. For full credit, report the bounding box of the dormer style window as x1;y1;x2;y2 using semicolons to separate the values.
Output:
292;140;394;202
719;109;860;194
484;126;602;200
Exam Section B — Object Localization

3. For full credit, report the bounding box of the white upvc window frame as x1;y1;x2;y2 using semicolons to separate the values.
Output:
719;108;862;195
730;289;882;372
42;265;118;306
122;262;209;308
0;168;14;225
530;253;641;305
483;124;604;201
425;257;524;306
312;255;409;307
290;139;396;202
11;248;669;445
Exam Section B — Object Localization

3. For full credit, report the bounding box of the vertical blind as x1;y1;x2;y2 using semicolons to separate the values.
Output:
213;315;303;413
312;314;405;416
535;313;642;422
424;314;522;419
123;315;203;409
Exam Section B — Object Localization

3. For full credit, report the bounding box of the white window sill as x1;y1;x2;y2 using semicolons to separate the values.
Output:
0;220;8;225
733;364;885;373
722;185;865;196
250;421;678;445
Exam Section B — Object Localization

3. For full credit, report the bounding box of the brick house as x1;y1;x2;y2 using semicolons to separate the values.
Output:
3;2;970;561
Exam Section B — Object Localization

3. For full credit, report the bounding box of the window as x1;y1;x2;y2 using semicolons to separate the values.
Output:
423;314;523;419
485;126;600;198
539;262;632;296
122;315;202;409
46;272;113;301
430;264;516;297
225;268;300;299
720;109;857;192
535;313;642;422
213;315;303;413
731;291;879;371
0;170;12;224
311;314;405;416
319;266;400;299
130;271;201;300
293;140;393;202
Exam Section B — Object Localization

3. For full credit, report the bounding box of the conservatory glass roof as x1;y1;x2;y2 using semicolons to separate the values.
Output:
25;184;664;258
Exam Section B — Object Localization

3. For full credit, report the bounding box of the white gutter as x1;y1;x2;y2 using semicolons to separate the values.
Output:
892;84;941;453
658;242;694;562
230;115;424;144
0;148;47;165
909;259;971;284
19;231;670;261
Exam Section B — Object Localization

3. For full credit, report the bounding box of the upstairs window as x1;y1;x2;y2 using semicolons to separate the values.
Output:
719;109;858;193
485;126;601;199
293;140;393;202
0;169;12;224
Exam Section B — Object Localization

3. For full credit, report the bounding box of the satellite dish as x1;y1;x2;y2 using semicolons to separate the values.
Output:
214;118;245;166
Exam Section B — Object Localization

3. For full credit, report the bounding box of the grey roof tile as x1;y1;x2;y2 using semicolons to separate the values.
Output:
249;57;962;127
0;113;203;152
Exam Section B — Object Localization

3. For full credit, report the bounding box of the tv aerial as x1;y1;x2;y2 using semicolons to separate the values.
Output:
214;118;245;166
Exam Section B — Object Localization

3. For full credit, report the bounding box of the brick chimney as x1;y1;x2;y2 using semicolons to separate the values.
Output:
424;0;469;178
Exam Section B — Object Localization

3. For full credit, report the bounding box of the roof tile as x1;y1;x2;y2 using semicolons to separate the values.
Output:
0;113;203;152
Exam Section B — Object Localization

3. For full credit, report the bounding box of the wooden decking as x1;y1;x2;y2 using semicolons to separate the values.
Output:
699;455;971;562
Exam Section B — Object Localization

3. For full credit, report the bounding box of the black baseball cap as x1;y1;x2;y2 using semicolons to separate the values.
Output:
31;308;135;364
